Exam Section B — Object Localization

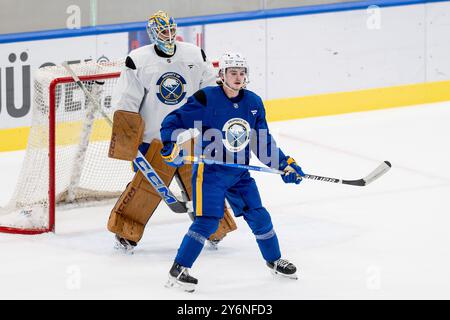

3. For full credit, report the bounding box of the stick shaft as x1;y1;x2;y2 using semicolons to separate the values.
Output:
191;158;390;187
62;62;187;213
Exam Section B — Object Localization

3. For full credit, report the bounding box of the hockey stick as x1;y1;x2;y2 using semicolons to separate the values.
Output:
208;160;391;186
176;129;391;187
62;62;188;213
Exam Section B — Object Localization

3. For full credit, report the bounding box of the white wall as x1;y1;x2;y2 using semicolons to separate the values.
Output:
0;33;128;128
1;2;449;130
426;2;450;82
205;2;450;100
205;19;268;97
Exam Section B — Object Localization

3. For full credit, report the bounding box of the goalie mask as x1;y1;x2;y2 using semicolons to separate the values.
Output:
218;52;249;88
147;11;177;55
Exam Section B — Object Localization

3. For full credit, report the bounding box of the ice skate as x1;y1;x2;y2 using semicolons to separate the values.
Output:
113;235;137;254
165;262;198;293
206;239;220;250
267;258;298;280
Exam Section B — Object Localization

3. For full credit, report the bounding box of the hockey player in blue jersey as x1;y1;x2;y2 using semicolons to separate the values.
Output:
160;52;305;292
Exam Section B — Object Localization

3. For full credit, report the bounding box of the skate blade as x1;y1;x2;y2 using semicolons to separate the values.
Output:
206;240;219;250
113;243;135;255
165;276;196;293
271;270;298;280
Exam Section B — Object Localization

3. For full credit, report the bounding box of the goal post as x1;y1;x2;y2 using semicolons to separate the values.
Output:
0;58;220;235
0;60;134;234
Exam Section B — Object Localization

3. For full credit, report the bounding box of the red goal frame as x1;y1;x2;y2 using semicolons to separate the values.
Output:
0;71;121;235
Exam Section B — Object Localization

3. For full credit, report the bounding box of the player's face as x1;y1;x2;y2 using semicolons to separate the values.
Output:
224;68;246;90
158;26;176;42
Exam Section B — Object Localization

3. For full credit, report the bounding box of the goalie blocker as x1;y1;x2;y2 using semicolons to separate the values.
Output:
108;111;236;243
109;110;144;161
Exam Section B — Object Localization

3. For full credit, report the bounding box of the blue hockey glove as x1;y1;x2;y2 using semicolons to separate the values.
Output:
279;156;305;184
160;142;184;167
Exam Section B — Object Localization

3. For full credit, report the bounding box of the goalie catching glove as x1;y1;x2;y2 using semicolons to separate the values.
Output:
279;156;305;184
161;142;184;167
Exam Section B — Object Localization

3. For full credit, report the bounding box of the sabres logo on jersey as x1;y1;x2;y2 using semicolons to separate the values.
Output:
222;118;251;152
156;72;187;105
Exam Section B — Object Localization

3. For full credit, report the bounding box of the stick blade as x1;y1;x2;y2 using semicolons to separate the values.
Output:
362;161;391;186
168;201;189;214
342;161;391;186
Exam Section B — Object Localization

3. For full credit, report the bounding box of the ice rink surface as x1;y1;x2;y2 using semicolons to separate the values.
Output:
0;101;449;299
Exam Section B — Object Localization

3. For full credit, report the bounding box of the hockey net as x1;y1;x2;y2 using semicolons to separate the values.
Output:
0;60;134;234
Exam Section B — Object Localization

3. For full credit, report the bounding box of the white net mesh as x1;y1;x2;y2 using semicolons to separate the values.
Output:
0;60;134;233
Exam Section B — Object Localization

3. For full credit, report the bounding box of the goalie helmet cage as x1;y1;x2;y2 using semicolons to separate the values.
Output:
0;60;136;235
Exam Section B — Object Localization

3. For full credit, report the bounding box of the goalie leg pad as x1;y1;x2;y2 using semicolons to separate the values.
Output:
177;164;237;242
108;139;177;243
208;207;237;242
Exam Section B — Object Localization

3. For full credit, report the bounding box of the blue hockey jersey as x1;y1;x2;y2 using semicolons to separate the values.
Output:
160;86;286;167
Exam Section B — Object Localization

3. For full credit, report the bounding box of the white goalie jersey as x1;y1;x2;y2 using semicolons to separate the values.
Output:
113;41;217;143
